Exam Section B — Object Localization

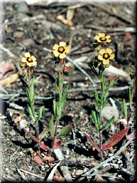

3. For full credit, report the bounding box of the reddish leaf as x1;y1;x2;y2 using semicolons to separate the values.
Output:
42;156;55;163
101;128;129;151
124;33;132;42
40;141;50;151
32;155;42;166
84;133;101;152
53;138;61;149
127;109;130;127
23;128;38;142
0;62;14;80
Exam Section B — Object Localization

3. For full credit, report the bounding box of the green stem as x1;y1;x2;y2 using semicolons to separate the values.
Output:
99;73;103;152
99;73;104;128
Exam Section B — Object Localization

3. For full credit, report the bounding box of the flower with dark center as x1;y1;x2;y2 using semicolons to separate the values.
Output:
21;52;37;67
52;42;70;59
94;33;111;43
98;48;114;65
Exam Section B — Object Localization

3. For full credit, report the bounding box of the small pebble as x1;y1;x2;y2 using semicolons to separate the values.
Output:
102;106;119;122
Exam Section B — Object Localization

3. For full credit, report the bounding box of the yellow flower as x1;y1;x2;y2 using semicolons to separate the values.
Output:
52;42;70;59
22;52;37;67
98;48;114;65
94;33;111;43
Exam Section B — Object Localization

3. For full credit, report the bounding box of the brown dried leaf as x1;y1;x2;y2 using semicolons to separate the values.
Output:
56;15;73;27
53;174;65;182
14;113;23;124
0;72;18;85
0;62;14;80
42;156;55;163
66;9;74;21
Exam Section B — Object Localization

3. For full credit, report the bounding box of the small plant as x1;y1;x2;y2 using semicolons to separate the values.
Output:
84;33;129;152
20;44;74;153
20;52;48;153
48;42;73;150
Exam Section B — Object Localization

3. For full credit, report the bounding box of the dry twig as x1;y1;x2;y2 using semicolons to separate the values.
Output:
75;139;133;182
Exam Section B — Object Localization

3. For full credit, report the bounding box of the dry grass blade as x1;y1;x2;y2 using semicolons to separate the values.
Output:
54;148;72;182
46;161;61;182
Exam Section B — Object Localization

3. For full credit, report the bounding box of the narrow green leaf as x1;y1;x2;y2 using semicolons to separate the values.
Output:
36;105;45;123
102;98;109;108
53;99;58;117
58;95;66;119
39;127;49;141
26;88;31;104
27;104;35;122
63;84;69;97
104;90;108;101
49;114;54;137
103;77;106;91
56;72;60;87
91;104;99;131
100;116;115;132
122;99;127;119
58;84;69;119
30;77;35;103
56;124;73;137
101;80;104;92
105;79;118;93
94;90;99;106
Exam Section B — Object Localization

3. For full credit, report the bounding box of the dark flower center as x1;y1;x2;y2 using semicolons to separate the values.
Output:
100;36;106;41
27;57;33;62
58;46;65;53
103;53;110;59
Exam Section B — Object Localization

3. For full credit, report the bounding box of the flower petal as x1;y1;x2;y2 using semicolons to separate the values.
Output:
65;47;70;53
53;50;59;57
106;35;111;39
94;35;99;40
106;48;112;54
98;55;103;61
99;49;105;55
98;33;105;37
22;57;27;62
106;39;111;43
53;44;59;51
31;56;36;61
109;54;115;60
60;42;66;47
25;52;30;58
59;53;66;59
103;59;109;65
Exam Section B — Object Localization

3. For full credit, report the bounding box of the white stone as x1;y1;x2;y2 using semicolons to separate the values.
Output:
102;106;119;122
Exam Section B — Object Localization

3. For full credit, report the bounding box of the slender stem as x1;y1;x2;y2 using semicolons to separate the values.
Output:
28;68;31;87
99;132;102;150
99;73;103;153
36;122;41;154
52;118;59;150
